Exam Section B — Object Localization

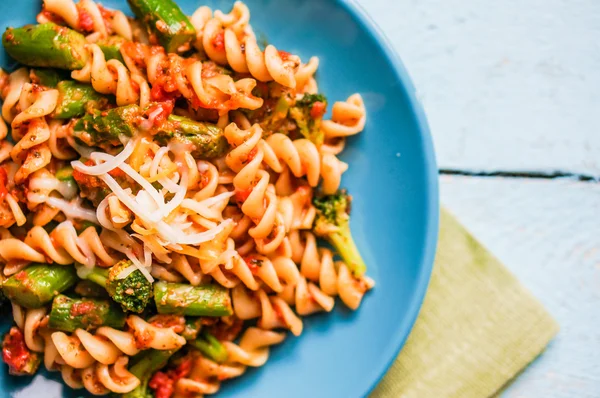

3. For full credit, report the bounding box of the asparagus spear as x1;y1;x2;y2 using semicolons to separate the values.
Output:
97;36;126;63
74;280;110;299
188;330;228;363
48;295;126;332
156;115;229;159
3;264;78;309
2;23;89;70
73;104;141;147
127;0;196;53
154;282;233;317
123;348;179;398
53;81;113;119
30;69;63;88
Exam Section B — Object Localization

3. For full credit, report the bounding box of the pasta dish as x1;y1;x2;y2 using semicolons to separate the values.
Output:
0;0;373;396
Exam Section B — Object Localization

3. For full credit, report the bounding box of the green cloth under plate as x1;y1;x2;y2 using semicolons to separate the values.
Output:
371;209;559;398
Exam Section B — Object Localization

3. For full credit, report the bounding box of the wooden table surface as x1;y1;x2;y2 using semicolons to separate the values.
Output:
356;0;600;396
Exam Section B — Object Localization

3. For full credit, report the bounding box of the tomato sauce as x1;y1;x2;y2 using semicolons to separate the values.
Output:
2;327;36;375
70;301;95;317
212;32;225;52
0;167;8;204
310;101;326;119
149;357;193;398
77;7;94;32
234;188;252;204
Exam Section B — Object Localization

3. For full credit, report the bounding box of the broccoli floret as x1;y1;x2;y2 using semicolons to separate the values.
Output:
82;260;153;313
312;190;367;277
289;93;327;146
244;83;295;135
123;349;179;398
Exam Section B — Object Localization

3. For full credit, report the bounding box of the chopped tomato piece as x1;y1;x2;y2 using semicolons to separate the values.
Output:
41;10;65;25
149;357;193;398
77;7;94;32
212;31;225;52
2;327;40;376
310;101;326;119
150;84;179;102
234;188;252;204
0;167;8;204
149;371;174;398
278;50;291;61
247;147;258;162
244;255;263;275
145;101;174;126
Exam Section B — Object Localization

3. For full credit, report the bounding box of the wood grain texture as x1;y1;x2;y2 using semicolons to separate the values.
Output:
355;0;600;175
440;175;600;397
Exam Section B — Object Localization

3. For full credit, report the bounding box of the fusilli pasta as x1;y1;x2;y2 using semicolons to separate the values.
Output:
0;1;373;395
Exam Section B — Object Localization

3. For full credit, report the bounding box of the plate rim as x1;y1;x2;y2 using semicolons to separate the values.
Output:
335;0;440;395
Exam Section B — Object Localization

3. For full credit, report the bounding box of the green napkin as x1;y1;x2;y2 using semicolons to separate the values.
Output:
371;209;559;398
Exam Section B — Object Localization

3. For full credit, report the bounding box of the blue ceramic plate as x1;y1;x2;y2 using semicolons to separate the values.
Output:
0;0;438;397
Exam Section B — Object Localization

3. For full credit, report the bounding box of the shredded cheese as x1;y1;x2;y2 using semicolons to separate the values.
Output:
46;197;99;224
71;139;135;175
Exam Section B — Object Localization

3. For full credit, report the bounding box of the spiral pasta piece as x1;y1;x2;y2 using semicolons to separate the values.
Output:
1;68;29;123
126;315;187;350
321;94;367;138
51;316;184;370
8;87;58;183
264;133;321;187
58;356;139;396
290;231;374;310
320;153;349;195
138;48;263;114
193;2;300;88
72;44;139;106
0;2;375;395
39;0;132;39
223;326;286;366
0;221;117;267
224;123;286;253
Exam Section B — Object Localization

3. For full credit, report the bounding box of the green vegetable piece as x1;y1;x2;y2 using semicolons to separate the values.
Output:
123;348;179;398
2;23;89;70
49;294;126;332
2;327;41;376
189;330;228;363
54;81;112;119
181;317;202;341
55;165;74;182
154;282;233;317
97;36;126;63
289;93;327;146
155;115;228;159
2;264;78;309
313;190;367;277
74;280;110;299
83;260;153;314
127;0;196;53
30;69;62;88
73;104;141;147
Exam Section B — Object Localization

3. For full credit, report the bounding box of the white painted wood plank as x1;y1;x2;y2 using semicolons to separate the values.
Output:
356;0;600;175
440;175;600;397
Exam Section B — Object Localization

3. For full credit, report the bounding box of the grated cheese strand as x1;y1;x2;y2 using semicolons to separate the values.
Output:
46;197;99;224
71;139;135;176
